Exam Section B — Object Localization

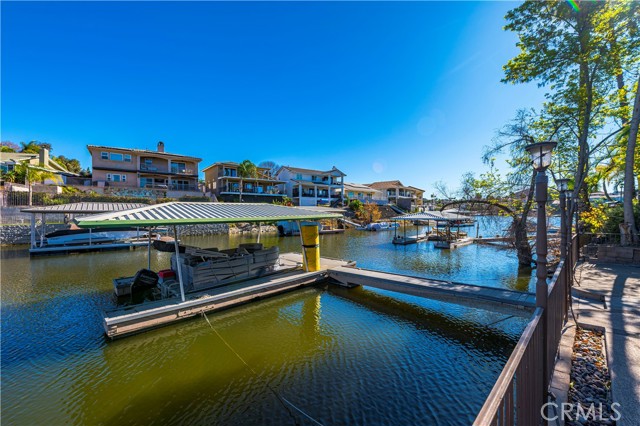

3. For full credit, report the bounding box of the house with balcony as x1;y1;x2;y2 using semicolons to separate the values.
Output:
366;180;425;211
202;161;286;202
339;182;385;204
87;142;202;197
274;166;346;207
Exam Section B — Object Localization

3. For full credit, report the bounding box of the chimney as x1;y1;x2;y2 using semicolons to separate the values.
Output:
157;141;165;153
39;147;50;168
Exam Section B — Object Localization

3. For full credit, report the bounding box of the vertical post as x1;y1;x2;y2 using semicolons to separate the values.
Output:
297;221;309;271
560;191;567;259
559;190;568;316
535;169;549;401
147;227;152;270
173;225;186;302
30;213;36;248
257;222;262;244
40;213;46;247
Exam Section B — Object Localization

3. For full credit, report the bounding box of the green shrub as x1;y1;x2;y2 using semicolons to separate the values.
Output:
349;199;363;212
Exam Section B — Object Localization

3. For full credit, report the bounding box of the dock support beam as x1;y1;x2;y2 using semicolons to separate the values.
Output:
173;225;186;302
30;213;36;248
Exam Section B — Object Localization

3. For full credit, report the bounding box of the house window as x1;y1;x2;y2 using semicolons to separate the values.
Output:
296;174;302;180
144;158;153;165
110;153;123;161
107;174;125;182
101;152;108;160
124;154;132;162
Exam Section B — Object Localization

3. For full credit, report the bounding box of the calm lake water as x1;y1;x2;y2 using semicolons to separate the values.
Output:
1;217;533;425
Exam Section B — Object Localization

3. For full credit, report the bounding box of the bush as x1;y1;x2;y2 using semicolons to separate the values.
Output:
349;199;363;212
581;201;640;234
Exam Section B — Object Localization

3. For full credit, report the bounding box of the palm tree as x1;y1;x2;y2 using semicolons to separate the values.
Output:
14;161;55;205
236;160;258;202
19;141;42;154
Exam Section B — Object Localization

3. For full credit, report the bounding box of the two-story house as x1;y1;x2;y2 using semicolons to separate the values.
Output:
87;142;202;197
274;166;346;206
202;161;286;202
366;180;424;211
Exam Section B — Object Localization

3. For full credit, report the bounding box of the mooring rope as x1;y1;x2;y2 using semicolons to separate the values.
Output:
201;312;324;426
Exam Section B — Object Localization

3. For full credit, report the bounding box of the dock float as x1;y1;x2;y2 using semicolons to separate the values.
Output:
103;253;354;339
327;266;535;316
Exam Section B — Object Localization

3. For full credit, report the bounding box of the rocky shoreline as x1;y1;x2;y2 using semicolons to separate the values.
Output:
566;328;617;425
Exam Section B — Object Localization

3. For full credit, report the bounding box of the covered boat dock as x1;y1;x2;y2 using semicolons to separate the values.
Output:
74;202;351;338
390;211;475;247
21;202;149;255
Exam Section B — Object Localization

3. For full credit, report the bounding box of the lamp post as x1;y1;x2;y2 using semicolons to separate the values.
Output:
555;178;570;259
525;140;557;407
556;177;571;319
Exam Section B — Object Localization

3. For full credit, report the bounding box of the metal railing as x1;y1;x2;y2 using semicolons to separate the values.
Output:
474;235;577;425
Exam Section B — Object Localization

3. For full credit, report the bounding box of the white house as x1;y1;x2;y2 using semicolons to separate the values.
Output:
274;165;346;207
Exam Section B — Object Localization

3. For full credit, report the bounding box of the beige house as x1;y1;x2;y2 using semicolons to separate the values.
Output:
366;180;424;210
202;161;286;202
87;142;202;196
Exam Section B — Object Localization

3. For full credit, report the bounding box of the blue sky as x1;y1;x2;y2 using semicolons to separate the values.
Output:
2;1;544;192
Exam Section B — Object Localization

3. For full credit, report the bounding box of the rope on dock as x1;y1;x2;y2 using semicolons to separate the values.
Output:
201;312;324;426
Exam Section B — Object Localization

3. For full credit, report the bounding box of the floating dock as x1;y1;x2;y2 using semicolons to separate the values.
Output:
103;253;354;339
30;240;150;256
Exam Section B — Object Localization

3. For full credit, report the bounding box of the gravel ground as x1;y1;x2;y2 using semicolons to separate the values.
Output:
566;328;618;425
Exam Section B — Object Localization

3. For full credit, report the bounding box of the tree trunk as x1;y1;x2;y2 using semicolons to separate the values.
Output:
239;179;243;203
622;74;640;244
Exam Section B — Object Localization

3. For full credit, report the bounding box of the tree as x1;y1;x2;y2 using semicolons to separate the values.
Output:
258;160;280;177
503;0;639;243
236;160;258;202
54;155;82;174
1;141;19;152
356;202;381;224
622;76;639;244
19;141;44;154
13;161;55;206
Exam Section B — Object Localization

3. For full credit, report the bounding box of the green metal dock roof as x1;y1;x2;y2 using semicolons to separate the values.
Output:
74;202;343;228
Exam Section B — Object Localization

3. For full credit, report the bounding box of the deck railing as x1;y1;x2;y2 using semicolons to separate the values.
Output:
474;235;578;425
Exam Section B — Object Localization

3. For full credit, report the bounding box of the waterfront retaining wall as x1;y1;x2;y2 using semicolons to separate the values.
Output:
596;245;640;264
1;224;67;245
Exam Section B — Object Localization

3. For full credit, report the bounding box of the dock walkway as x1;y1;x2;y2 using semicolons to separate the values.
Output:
327;266;535;316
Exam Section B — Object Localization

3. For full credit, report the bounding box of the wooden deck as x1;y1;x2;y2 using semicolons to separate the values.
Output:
103;253;355;339
327;266;535;317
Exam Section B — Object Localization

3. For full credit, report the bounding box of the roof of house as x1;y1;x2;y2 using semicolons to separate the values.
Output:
74;202;342;227
0;152;77;176
366;180;424;192
277;165;346;177
87;145;202;162
343;182;381;193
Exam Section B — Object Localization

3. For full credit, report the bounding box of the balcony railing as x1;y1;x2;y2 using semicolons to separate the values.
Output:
223;186;282;195
169;184;199;191
170;167;195;175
